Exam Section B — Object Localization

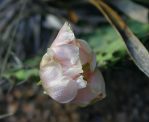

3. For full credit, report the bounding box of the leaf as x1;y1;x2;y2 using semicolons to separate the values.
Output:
83;26;126;67
24;56;41;68
128;20;149;38
89;0;149;77
83;19;149;67
109;0;149;23
3;68;39;81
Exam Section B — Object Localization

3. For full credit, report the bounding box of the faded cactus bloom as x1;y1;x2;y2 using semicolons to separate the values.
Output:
39;22;106;105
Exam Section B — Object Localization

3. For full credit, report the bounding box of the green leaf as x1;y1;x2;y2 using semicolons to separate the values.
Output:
84;26;126;67
90;0;149;77
3;68;39;81
82;19;149;67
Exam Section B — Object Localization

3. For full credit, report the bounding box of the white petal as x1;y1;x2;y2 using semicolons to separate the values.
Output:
45;76;78;103
72;69;106;105
63;60;83;78
40;48;55;68
40;62;62;84
76;39;93;65
71;85;97;105
76;75;87;89
77;39;92;55
52;44;79;65
47;48;54;57
89;69;106;98
90;53;96;72
52;22;75;46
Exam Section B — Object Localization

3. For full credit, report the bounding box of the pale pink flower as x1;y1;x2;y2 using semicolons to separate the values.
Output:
39;22;106;105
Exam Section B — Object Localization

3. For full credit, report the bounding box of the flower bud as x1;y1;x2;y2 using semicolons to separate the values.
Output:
39;22;106;105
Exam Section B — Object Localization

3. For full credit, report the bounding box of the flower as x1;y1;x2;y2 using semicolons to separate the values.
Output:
39;22;106;105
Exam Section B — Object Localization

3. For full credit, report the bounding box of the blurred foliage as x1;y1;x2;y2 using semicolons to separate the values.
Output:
90;0;149;78
3;68;39;81
133;0;149;7
83;19;149;67
0;0;149;121
2;56;41;84
0;0;149;82
3;19;149;82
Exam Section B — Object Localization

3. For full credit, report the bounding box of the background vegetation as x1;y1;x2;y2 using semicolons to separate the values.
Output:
0;0;149;122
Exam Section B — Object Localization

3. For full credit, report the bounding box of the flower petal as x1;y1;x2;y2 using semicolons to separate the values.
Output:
52;44;79;65
40;61;62;83
72;69;106;105
90;53;96;72
77;39;92;55
40;48;55;68
76;75;87;89
76;39;96;68
63;60;83;79
44;76;78;103
71;85;96;105
52;22;75;46
89;69;106;98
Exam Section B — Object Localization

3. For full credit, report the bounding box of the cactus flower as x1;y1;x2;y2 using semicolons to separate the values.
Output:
39;22;106;105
